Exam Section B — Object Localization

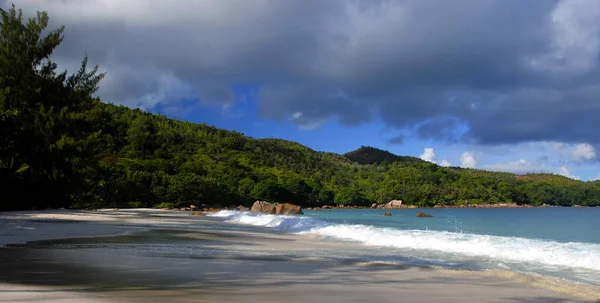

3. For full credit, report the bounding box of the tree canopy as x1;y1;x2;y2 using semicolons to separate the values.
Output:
1;5;599;211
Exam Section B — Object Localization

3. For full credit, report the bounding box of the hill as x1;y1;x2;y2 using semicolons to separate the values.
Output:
344;146;423;165
5;95;600;210
2;6;600;210
516;174;582;186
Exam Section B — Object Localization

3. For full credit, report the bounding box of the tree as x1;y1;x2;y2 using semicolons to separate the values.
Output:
0;5;104;209
334;187;369;206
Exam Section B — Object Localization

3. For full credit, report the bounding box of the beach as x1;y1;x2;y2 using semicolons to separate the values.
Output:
0;209;597;303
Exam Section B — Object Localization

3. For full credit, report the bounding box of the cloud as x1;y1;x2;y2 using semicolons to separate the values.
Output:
460;152;477;168
387;135;404;145
552;142;566;151
545;141;598;163
138;73;194;110
484;159;548;174
484;161;579;180
559;166;580;180
11;0;600;145
532;0;600;74
420;148;436;163
290;111;326;130
571;143;596;162
439;159;452;167
419;147;452;166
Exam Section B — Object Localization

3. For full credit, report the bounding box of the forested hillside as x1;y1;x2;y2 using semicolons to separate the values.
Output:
344;146;421;165
2;6;600;211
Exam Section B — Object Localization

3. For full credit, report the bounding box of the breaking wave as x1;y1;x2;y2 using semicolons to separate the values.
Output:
208;210;600;272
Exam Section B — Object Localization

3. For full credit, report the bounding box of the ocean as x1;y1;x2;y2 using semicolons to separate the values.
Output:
209;207;600;286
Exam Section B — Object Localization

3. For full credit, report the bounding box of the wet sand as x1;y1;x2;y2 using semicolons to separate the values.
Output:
0;209;597;302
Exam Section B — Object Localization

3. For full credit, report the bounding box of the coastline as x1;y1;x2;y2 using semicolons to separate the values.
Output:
306;202;584;210
0;209;598;302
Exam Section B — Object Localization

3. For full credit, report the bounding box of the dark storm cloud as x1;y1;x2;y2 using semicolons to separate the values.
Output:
9;0;600;145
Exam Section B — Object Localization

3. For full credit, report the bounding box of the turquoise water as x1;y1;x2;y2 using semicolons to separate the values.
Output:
211;208;600;285
306;208;600;244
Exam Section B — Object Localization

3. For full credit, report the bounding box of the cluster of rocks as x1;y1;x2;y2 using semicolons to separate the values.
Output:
186;201;304;216
304;200;419;210
172;200;436;218
159;200;573;213
249;201;304;215
374;200;418;209
182;199;422;214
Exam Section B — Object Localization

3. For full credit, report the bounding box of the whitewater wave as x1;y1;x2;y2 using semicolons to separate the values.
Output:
208;210;329;232
208;210;600;272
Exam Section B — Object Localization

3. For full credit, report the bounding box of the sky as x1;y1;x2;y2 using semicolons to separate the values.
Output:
6;0;600;180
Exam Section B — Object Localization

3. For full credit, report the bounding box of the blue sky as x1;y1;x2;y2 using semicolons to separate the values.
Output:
10;0;600;181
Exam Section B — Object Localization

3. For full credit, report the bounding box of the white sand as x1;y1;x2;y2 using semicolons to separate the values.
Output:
0;209;597;302
0;208;211;247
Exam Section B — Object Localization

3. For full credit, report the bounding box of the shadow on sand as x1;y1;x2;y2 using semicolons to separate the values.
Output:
0;230;595;303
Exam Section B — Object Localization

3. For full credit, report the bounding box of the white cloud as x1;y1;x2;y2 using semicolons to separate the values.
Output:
419;147;452;166
439;159;452;167
482;156;596;180
460;151;477;168
290;111;325;130
572;143;596;162
484;159;548;174
138;72;194;109
528;0;600;74
592;173;600;181
559;166;580;180
420;148;436;163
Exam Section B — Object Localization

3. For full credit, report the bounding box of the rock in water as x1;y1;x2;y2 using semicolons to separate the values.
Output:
371;203;378;209
250;201;276;214
237;205;249;211
190;211;205;216
384;200;403;209
416;211;433;218
383;212;392;216
275;203;304;215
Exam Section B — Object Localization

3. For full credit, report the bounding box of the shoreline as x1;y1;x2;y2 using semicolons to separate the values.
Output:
1;201;590;218
308;202;589;210
0;209;598;302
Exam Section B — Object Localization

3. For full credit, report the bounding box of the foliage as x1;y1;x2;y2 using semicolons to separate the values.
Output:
0;5;104;210
2;6;600;211
344;146;421;165
334;187;369;206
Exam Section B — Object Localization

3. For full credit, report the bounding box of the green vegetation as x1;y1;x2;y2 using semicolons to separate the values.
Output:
344;146;421;165
1;6;599;211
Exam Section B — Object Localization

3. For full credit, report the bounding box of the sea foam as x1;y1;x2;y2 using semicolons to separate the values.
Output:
209;210;328;232
208;210;600;272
